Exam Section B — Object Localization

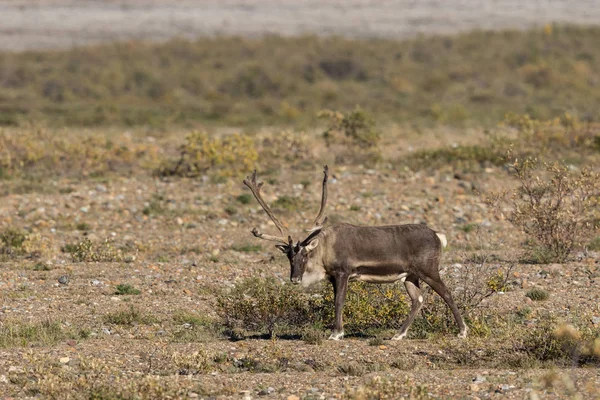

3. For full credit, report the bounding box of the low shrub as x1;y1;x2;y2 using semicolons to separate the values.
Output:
216;277;409;338
319;108;382;165
0;319;88;348
487;149;600;263
526;288;549;301
103;305;157;326
114;284;141;296
0;228;28;256
0;128;161;178
159;131;257;178
62;238;123;262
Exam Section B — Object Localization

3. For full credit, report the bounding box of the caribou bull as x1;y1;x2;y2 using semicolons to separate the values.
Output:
243;166;467;340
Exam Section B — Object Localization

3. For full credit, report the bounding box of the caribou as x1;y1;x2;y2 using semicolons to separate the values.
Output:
243;166;467;341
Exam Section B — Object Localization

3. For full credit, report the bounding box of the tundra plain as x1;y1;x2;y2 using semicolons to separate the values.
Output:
1;20;600;400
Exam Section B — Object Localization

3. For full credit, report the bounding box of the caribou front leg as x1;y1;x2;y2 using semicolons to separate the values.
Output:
329;273;349;340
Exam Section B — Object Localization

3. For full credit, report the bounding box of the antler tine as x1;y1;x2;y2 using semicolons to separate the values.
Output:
311;165;329;229
250;228;289;245
243;170;288;243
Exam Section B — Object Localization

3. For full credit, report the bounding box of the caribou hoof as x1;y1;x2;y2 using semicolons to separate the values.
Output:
328;331;344;340
391;332;407;341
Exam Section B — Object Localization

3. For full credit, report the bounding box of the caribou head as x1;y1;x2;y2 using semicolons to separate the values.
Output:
243;166;329;286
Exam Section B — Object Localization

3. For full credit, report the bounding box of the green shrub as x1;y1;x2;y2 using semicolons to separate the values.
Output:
114;284;141;296
406;144;505;171
104;305;156;326
216;277;409;338
516;320;579;363
272;195;302;211
216;278;318;337
236;194;252;204
160;131;257;177
526;288;549;301
62;238;123;262
0;228;28;256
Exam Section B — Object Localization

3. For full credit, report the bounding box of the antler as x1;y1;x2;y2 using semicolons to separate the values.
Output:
243;170;288;244
309;165;329;231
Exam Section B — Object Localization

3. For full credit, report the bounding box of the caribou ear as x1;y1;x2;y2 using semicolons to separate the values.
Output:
275;245;288;253
305;239;319;252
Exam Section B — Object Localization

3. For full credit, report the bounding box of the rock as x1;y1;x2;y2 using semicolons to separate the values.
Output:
472;375;486;384
59;357;70;364
469;383;481;392
592;316;600;325
58;275;69;285
91;280;103;286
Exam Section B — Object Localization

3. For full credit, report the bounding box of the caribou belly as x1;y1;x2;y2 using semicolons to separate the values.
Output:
352;272;408;284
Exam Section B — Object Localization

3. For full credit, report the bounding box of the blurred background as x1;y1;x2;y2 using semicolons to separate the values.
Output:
1;0;599;130
2;1;600;51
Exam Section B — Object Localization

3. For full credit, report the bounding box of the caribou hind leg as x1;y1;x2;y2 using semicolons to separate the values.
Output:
391;275;423;340
420;274;468;338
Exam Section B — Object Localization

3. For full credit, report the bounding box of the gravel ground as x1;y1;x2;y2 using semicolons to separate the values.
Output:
1;157;599;398
1;0;600;51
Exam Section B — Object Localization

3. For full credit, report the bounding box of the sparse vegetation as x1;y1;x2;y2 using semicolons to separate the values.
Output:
488;150;600;263
526;288;550;301
114;284;141;296
103;305;157;326
2;26;599;128
2;24;600;399
62;238;123;262
216;277;410;338
0;319;88;348
159;131;257;178
0;228;27;257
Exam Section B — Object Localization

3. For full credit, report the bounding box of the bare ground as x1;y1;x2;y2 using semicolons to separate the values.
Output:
1;0;600;51
1;127;599;398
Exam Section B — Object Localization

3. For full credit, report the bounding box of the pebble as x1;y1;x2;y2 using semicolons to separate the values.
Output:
0;375;7;383
59;357;70;364
58;275;69;285
592;316;600;325
91;280;103;286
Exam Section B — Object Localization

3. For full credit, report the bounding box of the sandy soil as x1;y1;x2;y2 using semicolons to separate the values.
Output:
1;0;600;51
